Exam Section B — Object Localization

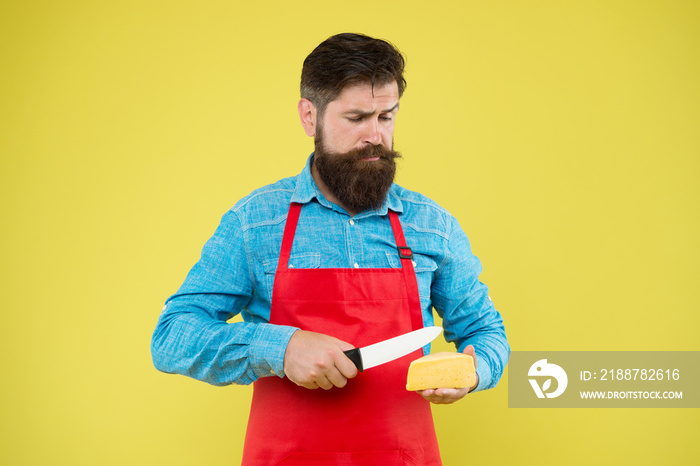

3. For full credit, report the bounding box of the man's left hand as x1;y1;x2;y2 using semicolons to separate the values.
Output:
416;345;479;405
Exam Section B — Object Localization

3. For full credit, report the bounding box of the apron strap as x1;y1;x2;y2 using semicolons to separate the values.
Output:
388;210;425;331
278;202;302;271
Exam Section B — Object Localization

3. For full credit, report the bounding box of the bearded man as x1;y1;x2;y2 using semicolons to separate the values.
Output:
152;33;509;465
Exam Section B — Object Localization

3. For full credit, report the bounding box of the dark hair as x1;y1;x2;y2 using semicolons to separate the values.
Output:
300;33;406;116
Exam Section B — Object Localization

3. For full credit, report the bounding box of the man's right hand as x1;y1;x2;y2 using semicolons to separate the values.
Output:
282;330;359;390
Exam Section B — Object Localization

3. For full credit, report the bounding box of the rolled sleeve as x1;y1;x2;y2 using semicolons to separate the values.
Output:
249;324;299;378
473;349;492;393
460;335;511;392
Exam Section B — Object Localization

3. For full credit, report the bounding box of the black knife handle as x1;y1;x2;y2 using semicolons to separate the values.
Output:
343;348;364;372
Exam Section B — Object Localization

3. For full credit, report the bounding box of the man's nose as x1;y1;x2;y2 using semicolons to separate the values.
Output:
363;121;382;145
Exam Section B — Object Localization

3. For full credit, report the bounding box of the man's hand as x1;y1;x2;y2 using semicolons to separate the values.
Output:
417;345;479;405
283;330;359;390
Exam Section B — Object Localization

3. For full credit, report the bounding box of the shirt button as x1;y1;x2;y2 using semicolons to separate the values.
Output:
349;219;355;225
354;263;359;268
412;260;417;267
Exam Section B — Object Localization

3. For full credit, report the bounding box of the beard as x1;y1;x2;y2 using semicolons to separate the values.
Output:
313;132;402;214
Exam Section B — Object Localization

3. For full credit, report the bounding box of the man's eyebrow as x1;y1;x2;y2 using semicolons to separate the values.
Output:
345;103;400;116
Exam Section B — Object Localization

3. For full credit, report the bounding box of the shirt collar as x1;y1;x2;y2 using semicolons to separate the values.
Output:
290;154;320;205
292;153;404;217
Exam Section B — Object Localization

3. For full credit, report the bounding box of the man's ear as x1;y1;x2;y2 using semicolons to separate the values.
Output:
298;98;317;137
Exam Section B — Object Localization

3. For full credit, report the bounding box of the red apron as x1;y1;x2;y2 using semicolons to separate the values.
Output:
242;202;441;465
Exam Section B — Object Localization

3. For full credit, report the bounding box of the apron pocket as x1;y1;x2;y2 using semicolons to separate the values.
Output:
280;449;413;465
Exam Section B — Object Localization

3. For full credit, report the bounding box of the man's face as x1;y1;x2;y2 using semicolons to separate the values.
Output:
317;81;399;154
312;81;402;213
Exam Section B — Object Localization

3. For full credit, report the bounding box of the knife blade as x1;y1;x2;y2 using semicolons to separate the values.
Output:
343;326;443;372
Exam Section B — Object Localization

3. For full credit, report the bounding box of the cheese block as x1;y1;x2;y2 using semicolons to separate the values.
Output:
406;352;475;391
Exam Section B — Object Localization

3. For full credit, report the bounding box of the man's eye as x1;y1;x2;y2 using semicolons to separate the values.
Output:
380;116;392;121
348;117;363;122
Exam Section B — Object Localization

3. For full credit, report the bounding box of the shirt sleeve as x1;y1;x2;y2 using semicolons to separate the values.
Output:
151;209;298;386
430;216;510;392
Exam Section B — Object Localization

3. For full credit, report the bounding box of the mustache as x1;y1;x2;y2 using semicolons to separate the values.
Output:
349;143;402;161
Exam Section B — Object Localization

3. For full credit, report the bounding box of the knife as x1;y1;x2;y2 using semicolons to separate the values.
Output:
343;326;443;372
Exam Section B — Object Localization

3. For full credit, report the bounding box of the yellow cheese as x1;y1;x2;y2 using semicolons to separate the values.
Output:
406;352;475;391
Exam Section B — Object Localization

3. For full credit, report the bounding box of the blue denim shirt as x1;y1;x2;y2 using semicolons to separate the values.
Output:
152;155;509;391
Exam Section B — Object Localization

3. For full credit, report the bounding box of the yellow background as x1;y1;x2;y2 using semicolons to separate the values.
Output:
2;1;698;464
